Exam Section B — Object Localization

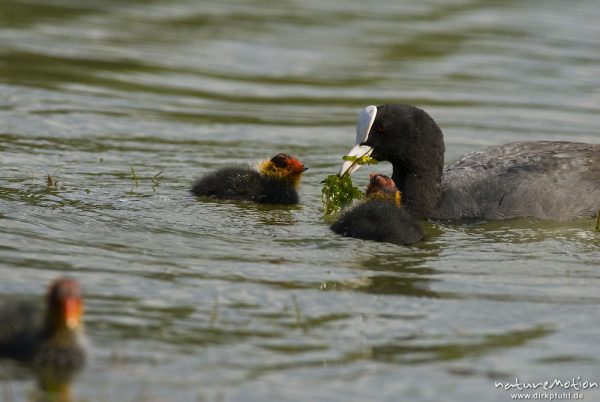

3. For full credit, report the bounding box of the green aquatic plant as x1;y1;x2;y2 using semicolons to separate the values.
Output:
342;154;378;166
130;166;140;187
321;154;377;215
321;174;363;215
151;171;163;192
129;167;163;191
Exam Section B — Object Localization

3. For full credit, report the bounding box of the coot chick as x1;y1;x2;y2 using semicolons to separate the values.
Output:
0;278;86;369
191;153;308;204
340;104;600;221
331;173;424;245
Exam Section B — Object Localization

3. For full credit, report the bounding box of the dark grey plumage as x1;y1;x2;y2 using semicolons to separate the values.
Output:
438;141;600;220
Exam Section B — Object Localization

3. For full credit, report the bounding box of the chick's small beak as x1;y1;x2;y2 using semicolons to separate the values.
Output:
64;298;82;330
290;159;307;175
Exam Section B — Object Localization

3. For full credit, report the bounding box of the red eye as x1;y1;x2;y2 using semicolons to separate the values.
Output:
377;125;385;133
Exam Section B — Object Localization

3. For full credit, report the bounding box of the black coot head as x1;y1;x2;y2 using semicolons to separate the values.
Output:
366;105;444;172
339;104;445;177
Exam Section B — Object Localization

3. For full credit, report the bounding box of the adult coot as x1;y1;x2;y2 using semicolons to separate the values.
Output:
331;173;424;245
339;104;600;221
0;278;86;369
191;153;307;204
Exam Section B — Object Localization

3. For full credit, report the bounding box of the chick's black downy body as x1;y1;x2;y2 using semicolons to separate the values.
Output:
191;167;299;204
331;174;424;246
191;153;306;205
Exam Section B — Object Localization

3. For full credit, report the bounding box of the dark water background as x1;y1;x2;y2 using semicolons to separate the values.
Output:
1;0;599;401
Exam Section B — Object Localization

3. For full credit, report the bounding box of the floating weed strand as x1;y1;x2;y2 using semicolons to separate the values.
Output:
130;166;140;188
46;174;56;189
291;295;308;334
46;168;62;190
151;171;163;192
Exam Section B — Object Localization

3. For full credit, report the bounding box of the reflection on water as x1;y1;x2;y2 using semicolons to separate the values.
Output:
370;325;553;364
0;362;80;402
34;367;77;402
320;248;441;297
1;0;600;400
